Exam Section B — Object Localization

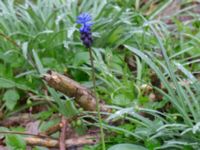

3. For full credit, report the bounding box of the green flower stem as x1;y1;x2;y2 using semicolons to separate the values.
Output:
88;47;106;150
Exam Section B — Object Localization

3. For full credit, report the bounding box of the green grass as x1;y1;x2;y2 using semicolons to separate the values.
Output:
0;0;200;149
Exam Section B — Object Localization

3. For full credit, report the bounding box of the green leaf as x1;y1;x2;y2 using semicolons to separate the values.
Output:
47;87;68;116
112;94;131;106
22;42;28;60
65;99;78;117
5;134;26;150
3;89;20;110
0;127;9;139
0;78;15;88
39;119;60;133
108;144;147;150
32;49;45;74
73;52;89;66
36;110;53;120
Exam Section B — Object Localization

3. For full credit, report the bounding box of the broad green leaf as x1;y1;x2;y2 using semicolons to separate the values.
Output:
65;99;78;117
16;83;36;93
108;144;147;150
3;89;20;110
112;94;131;106
36;110;53;120
39;119;60;133
0;78;36;93
5;134;26;150
48;87;68;116
73;52;89;66
0;78;15;88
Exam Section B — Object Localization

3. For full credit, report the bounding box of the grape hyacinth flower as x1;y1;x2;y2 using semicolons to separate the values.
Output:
76;13;93;48
76;13;106;149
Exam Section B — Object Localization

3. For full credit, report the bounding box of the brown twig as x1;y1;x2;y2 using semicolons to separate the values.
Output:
59;116;68;150
0;131;48;138
43;70;108;112
25;135;97;148
0;131;97;148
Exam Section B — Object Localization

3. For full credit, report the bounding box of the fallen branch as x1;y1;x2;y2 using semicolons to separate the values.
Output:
43;70;108;112
26;135;97;148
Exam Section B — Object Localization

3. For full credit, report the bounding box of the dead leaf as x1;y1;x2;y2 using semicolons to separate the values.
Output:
26;121;40;135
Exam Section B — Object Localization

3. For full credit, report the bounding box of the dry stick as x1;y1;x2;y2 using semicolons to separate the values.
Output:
0;131;97;148
43;70;108;112
26;135;96;148
59;116;68;150
0;131;48;138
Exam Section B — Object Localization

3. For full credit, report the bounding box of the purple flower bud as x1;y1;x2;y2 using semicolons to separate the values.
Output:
77;13;93;48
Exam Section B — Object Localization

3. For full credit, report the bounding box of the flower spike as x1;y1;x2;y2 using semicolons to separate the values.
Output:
77;13;93;48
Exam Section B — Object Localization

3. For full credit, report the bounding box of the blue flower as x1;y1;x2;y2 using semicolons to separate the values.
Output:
77;13;92;24
77;13;93;48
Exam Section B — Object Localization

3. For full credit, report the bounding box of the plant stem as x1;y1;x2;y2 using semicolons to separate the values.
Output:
88;47;106;150
0;32;20;48
0;131;48;138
